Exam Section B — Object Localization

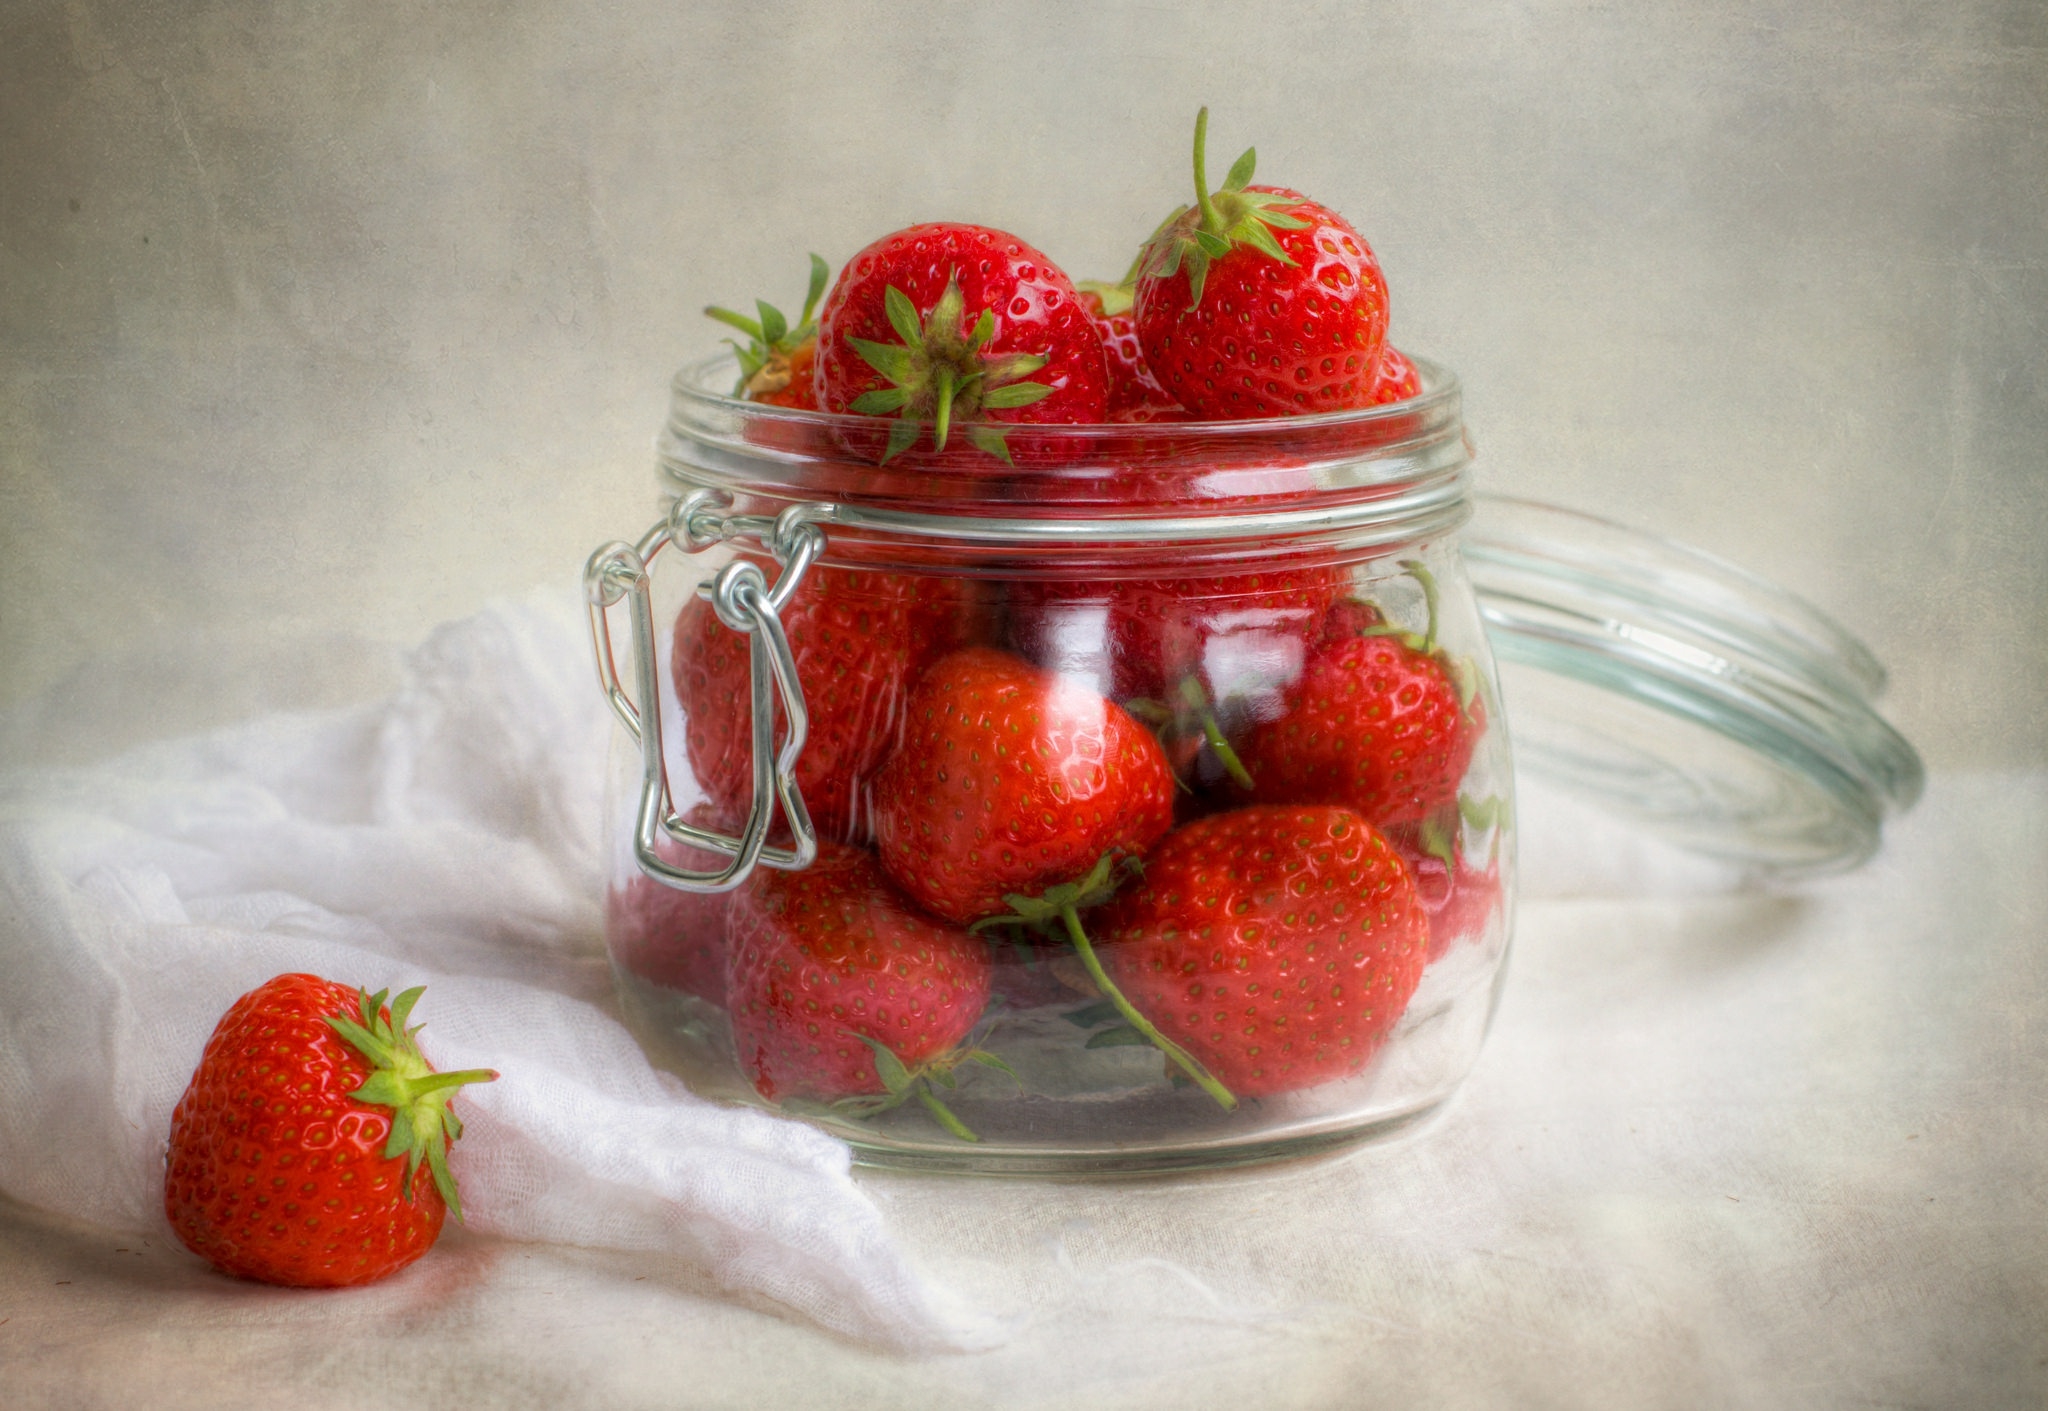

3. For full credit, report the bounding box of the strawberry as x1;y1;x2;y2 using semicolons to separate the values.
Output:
603;803;737;1004
164;975;496;1288
1134;109;1389;419
1008;564;1345;707
871;646;1177;926
1235;567;1482;827
1077;279;1174;415
1389;796;1506;961
725;843;997;1137
814;222;1108;462
1402;843;1503;963
998;456;1348;790
973;850;1238;1110
1368;345;1422;405
705;254;830;408
1094;805;1427;1097
672;561;986;845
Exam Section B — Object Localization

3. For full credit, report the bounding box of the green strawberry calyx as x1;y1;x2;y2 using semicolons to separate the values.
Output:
845;273;1058;464
1074;278;1135;317
1413;793;1508;876
326;986;498;1221
1334;562;1485;714
833;1033;1017;1143
974;852;1239;1111
705;253;830;400
1139;106;1311;310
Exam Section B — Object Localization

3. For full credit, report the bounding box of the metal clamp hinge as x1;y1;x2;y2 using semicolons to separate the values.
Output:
584;490;829;892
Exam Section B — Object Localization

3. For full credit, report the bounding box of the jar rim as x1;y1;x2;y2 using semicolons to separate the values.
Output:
654;353;1473;560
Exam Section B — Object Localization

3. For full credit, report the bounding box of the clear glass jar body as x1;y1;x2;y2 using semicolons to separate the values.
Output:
591;358;1514;1174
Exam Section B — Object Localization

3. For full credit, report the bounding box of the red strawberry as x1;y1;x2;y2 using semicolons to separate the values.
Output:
1368;345;1422;405
706;254;830;409
1235;574;1482;827
603;803;736;1004
999;459;1348;790
725;843;995;1136
814;222;1109;462
164;976;496;1288
672;562;986;845
1007;564;1345;708
1095;806;1427;1097
1134;109;1389;419
1318;595;1387;639
1388;797;1506;961
871;646;1176;926
1403;845;1503;962
1077;280;1174;415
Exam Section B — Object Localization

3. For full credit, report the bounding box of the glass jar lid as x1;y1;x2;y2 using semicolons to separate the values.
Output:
1466;495;1923;876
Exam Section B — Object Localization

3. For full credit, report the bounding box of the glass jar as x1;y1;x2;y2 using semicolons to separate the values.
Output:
584;355;1918;1176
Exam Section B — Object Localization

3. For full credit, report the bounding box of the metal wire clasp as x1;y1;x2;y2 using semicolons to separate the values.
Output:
584;490;826;893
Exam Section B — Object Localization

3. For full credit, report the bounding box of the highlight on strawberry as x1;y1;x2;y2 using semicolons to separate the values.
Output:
813;222;1109;462
1095;806;1430;1098
868;646;1242;1107
1235;561;1485;826
1134;107;1391;418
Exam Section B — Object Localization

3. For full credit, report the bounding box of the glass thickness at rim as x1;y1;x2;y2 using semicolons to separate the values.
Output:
653;353;1475;559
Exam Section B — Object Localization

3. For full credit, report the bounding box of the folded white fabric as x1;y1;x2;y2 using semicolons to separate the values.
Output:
0;590;998;1352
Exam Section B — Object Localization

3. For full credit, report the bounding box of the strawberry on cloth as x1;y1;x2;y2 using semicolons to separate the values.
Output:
165;975;496;1286
0;590;1000;1351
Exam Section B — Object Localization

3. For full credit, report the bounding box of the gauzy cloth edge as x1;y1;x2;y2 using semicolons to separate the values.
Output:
0;588;1002;1353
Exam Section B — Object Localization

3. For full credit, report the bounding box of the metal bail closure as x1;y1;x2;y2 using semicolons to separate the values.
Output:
584;491;825;893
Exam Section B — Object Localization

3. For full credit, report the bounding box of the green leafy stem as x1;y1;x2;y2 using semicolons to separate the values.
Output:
974;853;1238;1111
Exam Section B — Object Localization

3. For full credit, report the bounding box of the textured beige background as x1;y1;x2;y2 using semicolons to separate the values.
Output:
3;9;2047;1405
3;1;2045;764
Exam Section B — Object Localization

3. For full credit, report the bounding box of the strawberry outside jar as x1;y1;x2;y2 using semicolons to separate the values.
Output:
582;355;1919;1175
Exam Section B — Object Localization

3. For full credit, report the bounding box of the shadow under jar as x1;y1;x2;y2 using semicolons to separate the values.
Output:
586;354;1513;1175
